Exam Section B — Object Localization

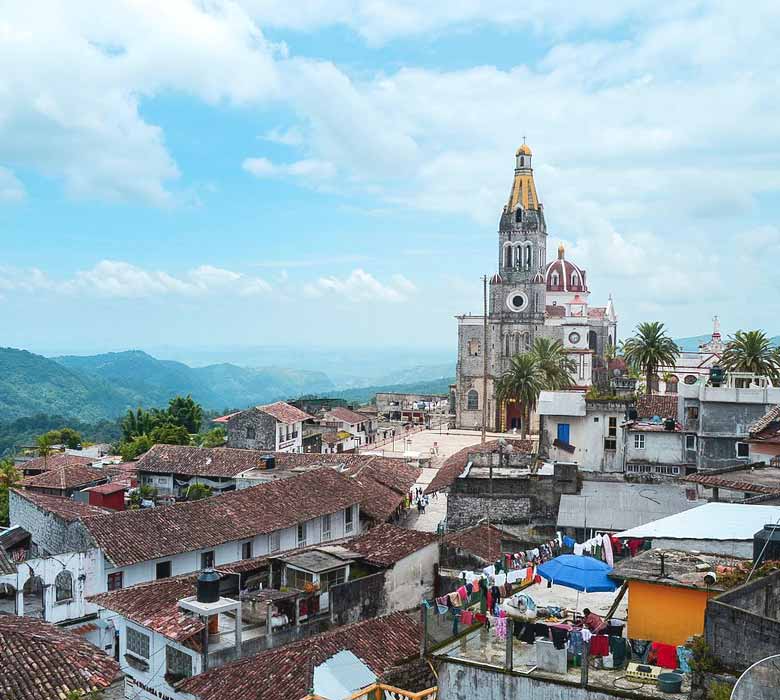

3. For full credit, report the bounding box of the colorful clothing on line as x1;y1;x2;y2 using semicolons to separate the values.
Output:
589;635;609;657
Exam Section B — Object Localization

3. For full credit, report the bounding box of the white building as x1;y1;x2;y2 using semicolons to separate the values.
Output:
322;407;377;448
216;401;314;453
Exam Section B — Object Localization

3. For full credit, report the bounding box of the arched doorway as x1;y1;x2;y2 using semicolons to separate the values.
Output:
22;575;45;618
588;330;598;353
504;399;523;432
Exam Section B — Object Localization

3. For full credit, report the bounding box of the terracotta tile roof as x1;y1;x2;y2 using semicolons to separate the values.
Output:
22;464;109;491
683;471;780;496
545;304;565;318
0;546;15;575
86;481;128;495
17;453;94;473
750;404;780;437
636;394;678;419
0;613;120;700
425;439;533;495
212;410;242;424
82;468;363;567
337;457;421;523
587;307;606;319
258;401;314;424
12;489;111;522
89;576;204;644
182;612;422;700
136;444;275;478
344;524;437;566
444;523;523;564
326;407;372;425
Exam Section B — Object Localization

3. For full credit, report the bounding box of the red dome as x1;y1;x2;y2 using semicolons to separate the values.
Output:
545;245;587;292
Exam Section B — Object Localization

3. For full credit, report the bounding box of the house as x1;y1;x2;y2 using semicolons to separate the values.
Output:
13;452;95;477
537;391;630;472
440;523;526;572
21;462;110;498
375;392;449;426
622;393;689;476
85;481;128;511
322;406;378;447
683;462;780;503
609;548;742;646
0;614;121;700
615;502;780;557
747;404;780;465
321;430;360;454
216;401;315;453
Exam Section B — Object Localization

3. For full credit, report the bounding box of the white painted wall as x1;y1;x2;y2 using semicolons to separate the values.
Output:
276;420;304;452
625;430;682;464
382;542;439;613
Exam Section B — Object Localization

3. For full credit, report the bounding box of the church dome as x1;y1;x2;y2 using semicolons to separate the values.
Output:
516;143;532;157
545;243;588;292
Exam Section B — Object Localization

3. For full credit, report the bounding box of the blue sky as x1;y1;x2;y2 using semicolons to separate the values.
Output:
1;2;779;357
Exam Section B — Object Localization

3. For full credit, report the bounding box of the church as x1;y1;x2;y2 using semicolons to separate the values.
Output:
455;143;617;431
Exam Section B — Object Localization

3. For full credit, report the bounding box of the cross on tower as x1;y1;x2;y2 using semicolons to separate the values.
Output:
522;135;527;145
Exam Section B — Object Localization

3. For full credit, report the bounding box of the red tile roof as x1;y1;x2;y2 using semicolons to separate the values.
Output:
636;394;678;419
0;614;120;700
212;411;242;424
182;612;422;700
425;439;533;495
444;523;523;564
136;444;275;478
545;305;565;318
588;307;606;319
89;576;204;644
326;407;371;425
683;471;780;496
22;464;109;491
344;524;437;566
258;401;314;424
12;489;111;522
82;468;363;567
750;405;780;441
86;481;128;495
17;453;94;473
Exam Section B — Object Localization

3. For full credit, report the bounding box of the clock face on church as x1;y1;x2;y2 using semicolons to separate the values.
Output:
506;290;528;312
568;331;581;344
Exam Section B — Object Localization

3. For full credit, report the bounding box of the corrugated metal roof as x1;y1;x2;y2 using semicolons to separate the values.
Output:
538;391;586;417
557;481;708;532
615;502;780;541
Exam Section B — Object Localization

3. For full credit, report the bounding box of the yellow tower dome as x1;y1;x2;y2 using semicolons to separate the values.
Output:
515;143;532;156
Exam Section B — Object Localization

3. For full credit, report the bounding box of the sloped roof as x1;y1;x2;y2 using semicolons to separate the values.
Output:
12;489;111;522
326;407;371;425
136;444;274;478
258;401;314;424
636;394;678;419
22;464;109;491
683;469;780;496
0;614;120;700
443;523;523;564
182;612;421;700
344;524;437;566
16;453;94;473
82;468;363;567
425;439;533;494
750;404;780;441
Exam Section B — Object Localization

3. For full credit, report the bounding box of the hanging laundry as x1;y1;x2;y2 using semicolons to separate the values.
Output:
649;642;678;669
573;542;585;556
589;635;609;657
483;565;496;577
495;572;507;587
562;535;576;550
461;610;474;625
448;591;462;607
436;603;448;615
494;616;507;640
456;585;468;603
568;629;583;655
506;569;523;584
602;534;614;567
677;646;694;673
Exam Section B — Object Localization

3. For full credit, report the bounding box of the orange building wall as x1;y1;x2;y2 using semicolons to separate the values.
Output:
627;581;716;646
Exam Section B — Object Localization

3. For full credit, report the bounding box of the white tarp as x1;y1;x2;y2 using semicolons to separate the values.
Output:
537;390;587;416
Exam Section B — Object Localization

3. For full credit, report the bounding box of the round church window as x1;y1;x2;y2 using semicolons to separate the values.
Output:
506;291;528;312
568;332;581;344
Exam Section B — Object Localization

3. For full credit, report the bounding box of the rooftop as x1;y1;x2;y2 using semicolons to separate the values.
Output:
0;613;120;700
443;523;524;564
181;612;421;700
683;467;780;496
343;524;437;567
750;404;780;435
616;502;780;541
22;463;109;491
325;406;372;425
12;489;111;522
275;548;357;573
425;439;533;494
636;394;678;419
82;467;363;567
85;481;128;495
258;401;314;424
610;548;743;591
15;453;94;473
136;444;278;478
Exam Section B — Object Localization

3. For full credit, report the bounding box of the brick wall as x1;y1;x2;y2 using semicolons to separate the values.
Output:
330;571;387;626
9;491;93;556
226;409;277;451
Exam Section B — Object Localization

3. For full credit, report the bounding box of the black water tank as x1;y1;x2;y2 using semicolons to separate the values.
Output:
628;408;638;421
664;418;676;431
197;568;221;604
261;454;276;470
710;366;725;387
753;524;780;566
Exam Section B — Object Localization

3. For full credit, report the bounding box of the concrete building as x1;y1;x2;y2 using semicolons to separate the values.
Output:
454;143;616;432
375;392;449;426
321;407;377;448
747;404;780;465
216;402;314;453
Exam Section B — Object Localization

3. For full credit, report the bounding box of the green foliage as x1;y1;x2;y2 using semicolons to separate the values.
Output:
496;353;547;439
721;330;780;383
119;434;154;461
707;682;733;700
39;427;83;449
0;459;22;526
198;427;226;448
688;636;719;673
186;483;212;501
129;484;158;508
0;414;122;459
167;395;203;434
149;423;190;446
118;395;202;460
530;337;576;390
322;377;454;405
36;432;54;457
621;322;680;395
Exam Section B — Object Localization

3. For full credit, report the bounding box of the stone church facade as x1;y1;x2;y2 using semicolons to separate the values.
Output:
455;143;617;431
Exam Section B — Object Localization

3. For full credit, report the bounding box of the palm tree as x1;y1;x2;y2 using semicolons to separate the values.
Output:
36;434;54;469
496;354;547;439
721;330;780;384
621;322;680;395
531;337;577;389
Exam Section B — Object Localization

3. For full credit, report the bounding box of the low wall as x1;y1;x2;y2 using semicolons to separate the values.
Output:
330;571;387;626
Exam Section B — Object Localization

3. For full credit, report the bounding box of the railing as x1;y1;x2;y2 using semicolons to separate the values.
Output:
302;685;437;700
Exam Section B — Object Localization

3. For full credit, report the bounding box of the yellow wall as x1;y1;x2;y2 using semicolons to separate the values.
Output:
627;581;715;646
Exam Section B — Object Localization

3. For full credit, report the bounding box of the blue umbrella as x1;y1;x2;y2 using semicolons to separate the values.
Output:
536;554;617;593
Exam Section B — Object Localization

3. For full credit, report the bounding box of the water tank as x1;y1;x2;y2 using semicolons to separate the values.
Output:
261;454;276;470
710;365;725;387
753;524;780;566
628;408;638;421
664;418;676;431
197;568;221;604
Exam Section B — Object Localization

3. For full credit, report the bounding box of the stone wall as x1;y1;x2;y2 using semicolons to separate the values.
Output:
225;409;277;451
704;570;780;672
9;491;93;556
330;571;387;626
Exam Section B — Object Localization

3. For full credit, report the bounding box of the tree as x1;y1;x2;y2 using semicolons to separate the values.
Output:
530;338;576;390
496;354;547;439
36;433;54;468
621;322;680;395
168;395;203;434
721;330;780;384
119;434;153;461
121;407;168;441
149;424;190;446
40;427;83;450
0;459;21;526
186;483;212;501
199;427;226;448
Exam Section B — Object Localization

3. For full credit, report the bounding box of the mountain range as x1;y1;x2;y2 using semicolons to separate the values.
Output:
0;347;454;422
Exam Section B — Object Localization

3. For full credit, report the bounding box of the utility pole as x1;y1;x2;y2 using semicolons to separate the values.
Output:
481;274;488;445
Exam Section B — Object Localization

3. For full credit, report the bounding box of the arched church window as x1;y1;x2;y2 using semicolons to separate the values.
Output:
505;335;510;356
55;570;73;602
571;272;579;287
467;339;481;357
466;390;479;411
515;207;523;223
551;272;560;286
520;156;524;167
525;245;532;268
505;246;512;268
523;333;531;350
514;334;521;354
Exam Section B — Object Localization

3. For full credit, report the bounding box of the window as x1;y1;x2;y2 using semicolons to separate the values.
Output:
604;437;617;451
107;572;123;591
634;434;646;449
593;417;599;423
551;272;560;286
345;506;355;534
571;272;579;287
666;375;679;394
297;522;307;547
686;434;697;450
126;627;150;660
604;416;617;451
467;339;480;357
166;645;193;682
684;375;698;385
246;426;256;439
319;568;346;592
156;561;172;580
737;442;749;458
556;423;570;444
270;531;281;553
241;541;253;560
321;514;332;541
55;570;73;602
608;417;617;436
686;406;699;420
287;568;313;591
466;390;479;411
201;551;214;569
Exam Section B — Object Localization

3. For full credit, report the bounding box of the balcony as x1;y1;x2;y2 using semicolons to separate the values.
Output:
303;685;438;700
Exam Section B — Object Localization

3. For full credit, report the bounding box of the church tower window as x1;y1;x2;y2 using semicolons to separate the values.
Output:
504;246;512;268
466;390;479;410
571;272;579;287
551;271;560;286
467;339;481;357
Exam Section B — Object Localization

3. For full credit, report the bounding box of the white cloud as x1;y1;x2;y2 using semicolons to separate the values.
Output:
263;126;304;146
0;266;54;292
303;268;415;302
0;167;26;202
243;156;336;180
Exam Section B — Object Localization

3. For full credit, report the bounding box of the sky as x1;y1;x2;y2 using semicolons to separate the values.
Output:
1;1;779;357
